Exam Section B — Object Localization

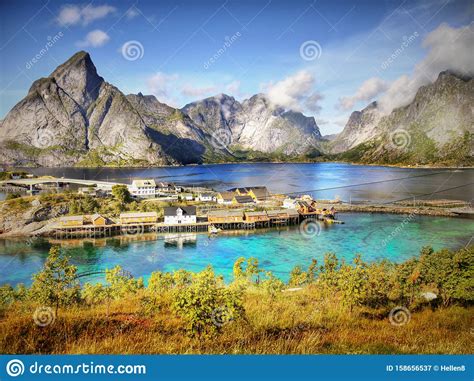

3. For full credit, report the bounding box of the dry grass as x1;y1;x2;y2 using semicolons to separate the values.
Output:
1;288;472;354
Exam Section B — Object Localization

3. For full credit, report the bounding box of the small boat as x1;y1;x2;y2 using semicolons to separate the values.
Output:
208;225;222;234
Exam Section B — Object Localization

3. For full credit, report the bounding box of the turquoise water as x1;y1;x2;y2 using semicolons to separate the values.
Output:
0;213;472;285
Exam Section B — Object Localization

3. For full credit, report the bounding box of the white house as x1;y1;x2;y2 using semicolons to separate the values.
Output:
283;198;298;209
179;193;194;201
128;179;156;198
197;193;215;202
164;206;197;224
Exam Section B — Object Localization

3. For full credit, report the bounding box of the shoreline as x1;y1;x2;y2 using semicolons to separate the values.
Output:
12;161;474;171
0;204;468;239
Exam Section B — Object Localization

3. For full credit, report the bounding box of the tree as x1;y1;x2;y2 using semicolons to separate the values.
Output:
111;185;132;205
232;257;262;284
30;246;80;315
172;266;244;337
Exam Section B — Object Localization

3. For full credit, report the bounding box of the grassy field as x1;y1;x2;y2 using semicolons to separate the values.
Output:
1;245;472;354
1;290;472;354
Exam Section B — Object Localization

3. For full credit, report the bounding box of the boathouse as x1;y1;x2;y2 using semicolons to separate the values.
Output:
208;210;244;223
164;206;197;224
120;212;158;224
59;215;84;227
244;211;270;223
91;214;107;226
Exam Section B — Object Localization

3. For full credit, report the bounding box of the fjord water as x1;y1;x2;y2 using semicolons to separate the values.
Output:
25;163;474;202
1;213;473;286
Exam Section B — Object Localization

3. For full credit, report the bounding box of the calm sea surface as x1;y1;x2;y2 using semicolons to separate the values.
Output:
19;163;473;203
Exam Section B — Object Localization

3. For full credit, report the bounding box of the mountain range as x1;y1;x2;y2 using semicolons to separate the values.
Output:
0;51;472;167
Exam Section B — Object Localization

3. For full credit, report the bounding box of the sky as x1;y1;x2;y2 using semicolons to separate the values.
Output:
0;0;472;135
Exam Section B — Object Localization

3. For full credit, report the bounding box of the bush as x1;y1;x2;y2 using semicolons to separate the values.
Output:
172;266;244;337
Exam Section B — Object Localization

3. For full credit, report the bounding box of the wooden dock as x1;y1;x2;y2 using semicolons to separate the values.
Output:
50;215;302;239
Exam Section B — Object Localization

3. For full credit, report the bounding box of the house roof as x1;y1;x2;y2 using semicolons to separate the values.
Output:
248;186;270;200
60;215;84;221
131;179;156;187
267;209;299;217
218;191;235;201
298;200;312;208
244;211;268;217
199;193;213;197
227;187;248;194
120;212;158;218
157;181;173;187
233;195;254;204
208;210;243;218
91;213;105;221
164;206;196;216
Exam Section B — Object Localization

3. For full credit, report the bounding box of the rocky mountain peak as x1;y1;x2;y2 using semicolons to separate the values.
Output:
50;50;104;109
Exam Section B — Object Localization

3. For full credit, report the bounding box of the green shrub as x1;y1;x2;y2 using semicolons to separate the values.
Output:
172;266;244;337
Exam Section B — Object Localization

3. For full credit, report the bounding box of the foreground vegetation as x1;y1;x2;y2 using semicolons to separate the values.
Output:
0;245;472;354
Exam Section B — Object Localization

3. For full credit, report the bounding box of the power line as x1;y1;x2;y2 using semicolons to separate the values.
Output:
283;170;451;195
382;182;474;204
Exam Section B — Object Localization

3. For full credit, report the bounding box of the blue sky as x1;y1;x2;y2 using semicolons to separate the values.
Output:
0;0;472;134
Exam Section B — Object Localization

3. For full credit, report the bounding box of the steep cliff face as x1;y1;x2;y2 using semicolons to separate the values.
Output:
0;51;208;167
182;93;322;155
332;71;473;165
330;101;381;153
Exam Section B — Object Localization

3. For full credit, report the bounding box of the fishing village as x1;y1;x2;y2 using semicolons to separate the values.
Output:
0;172;340;239
1;171;472;240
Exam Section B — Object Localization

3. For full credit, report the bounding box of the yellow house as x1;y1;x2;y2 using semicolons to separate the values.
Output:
247;187;270;202
91;214;107;226
244;211;269;223
208;210;244;223
216;191;235;205
120;212;158;224
59;215;84;227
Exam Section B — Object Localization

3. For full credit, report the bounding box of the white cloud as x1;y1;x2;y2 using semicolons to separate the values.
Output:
379;23;474;114
181;85;217;98
76;30;110;47
338;77;388;111
263;70;322;113
125;7;140;20
225;80;241;95
58;4;116;26
147;72;179;105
